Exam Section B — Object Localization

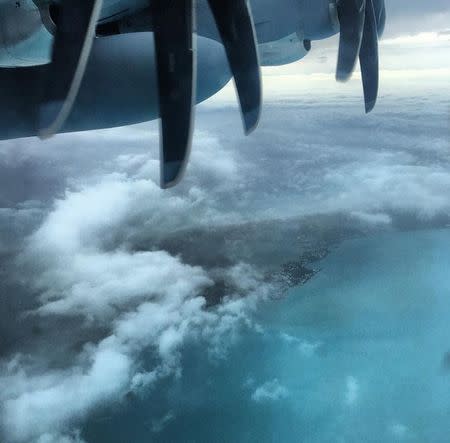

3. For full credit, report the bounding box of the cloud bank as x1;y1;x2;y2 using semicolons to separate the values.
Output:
251;379;289;403
0;76;448;442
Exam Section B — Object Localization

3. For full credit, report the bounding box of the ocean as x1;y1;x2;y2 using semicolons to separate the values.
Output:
84;228;450;443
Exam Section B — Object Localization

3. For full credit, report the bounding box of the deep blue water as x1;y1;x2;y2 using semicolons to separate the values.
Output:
85;229;450;442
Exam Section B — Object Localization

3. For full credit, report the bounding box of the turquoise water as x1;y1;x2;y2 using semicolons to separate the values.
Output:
85;229;450;442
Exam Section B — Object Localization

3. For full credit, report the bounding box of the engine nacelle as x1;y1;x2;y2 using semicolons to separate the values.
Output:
0;0;53;67
258;32;310;66
0;33;232;140
0;0;150;67
299;0;339;41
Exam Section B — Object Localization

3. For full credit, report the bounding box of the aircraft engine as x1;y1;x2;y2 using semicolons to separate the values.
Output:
0;32;231;140
0;0;53;67
258;32;311;67
0;0;385;188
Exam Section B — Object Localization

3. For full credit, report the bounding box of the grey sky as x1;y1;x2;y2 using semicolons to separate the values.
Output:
382;0;450;36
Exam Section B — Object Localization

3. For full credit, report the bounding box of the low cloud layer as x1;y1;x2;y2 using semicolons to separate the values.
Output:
344;376;360;407
0;129;272;442
0;77;449;442
251;379;289;403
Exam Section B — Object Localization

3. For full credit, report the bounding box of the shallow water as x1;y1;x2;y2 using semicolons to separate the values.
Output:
85;229;450;442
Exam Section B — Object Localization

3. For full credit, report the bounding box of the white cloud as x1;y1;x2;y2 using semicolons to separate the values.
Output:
150;412;175;434
350;211;392;226
344;376;360;407
389;422;410;439
1;346;131;442
382;31;450;46
324;163;450;219
279;332;298;343
243;376;256;388
279;333;322;357
36;431;86;443
1;252;264;443
0;143;271;442
251;379;289;403
298;341;322;358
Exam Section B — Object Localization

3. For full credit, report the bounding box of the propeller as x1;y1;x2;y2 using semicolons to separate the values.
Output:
207;0;262;134
372;0;386;37
39;0;103;139
153;0;262;186
335;0;365;82
37;0;262;188
359;0;378;113
36;0;383;187
152;0;196;188
335;0;383;113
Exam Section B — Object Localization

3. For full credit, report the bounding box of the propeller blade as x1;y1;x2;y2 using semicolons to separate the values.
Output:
359;0;379;113
152;0;196;189
372;0;386;37
336;0;366;82
207;0;262;134
39;0;103;139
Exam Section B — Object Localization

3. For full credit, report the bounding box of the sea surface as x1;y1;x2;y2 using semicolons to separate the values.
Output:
84;228;450;442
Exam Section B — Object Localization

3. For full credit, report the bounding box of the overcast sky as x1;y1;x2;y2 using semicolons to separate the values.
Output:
385;0;450;35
